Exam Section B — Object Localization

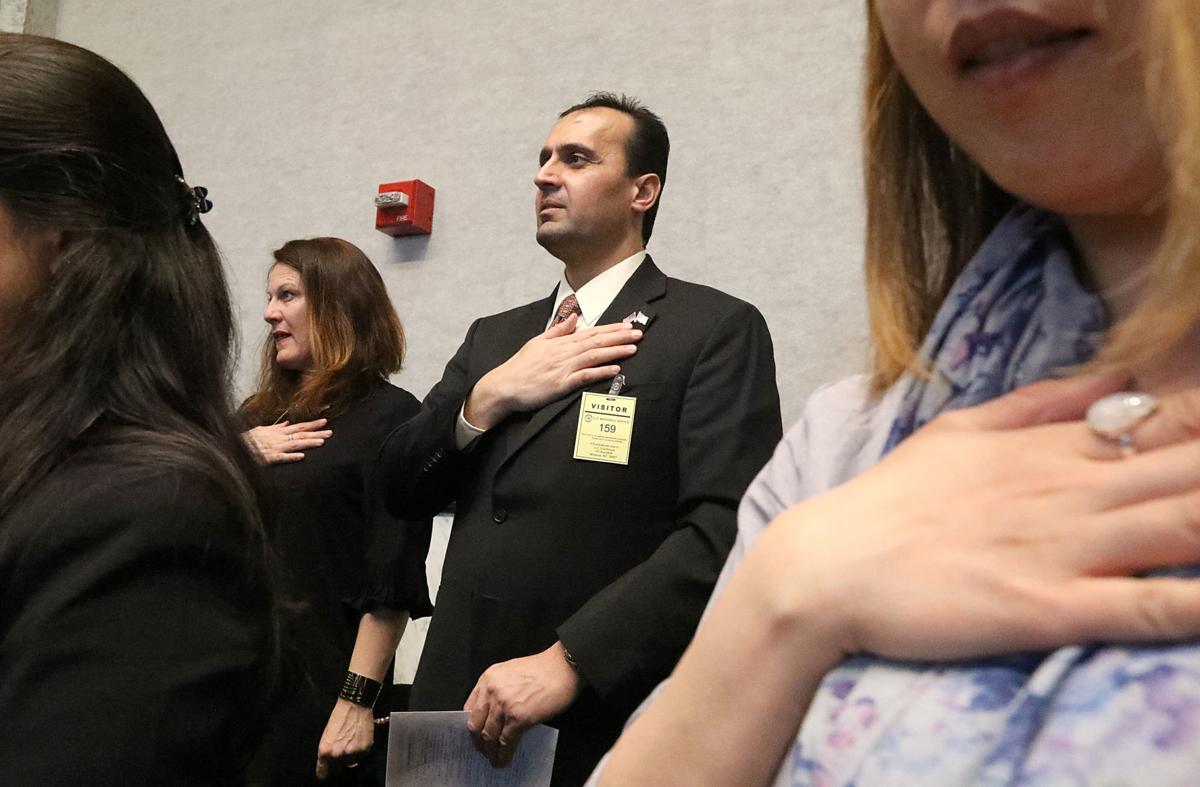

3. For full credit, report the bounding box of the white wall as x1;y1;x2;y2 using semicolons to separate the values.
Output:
54;0;868;426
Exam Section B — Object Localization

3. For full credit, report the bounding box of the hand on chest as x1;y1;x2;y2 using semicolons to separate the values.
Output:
487;326;680;473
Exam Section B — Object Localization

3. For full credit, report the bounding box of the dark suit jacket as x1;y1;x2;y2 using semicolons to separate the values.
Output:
379;257;781;785
1;448;274;785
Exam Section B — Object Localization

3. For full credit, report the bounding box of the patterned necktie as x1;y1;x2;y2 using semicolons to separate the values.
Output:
551;293;582;326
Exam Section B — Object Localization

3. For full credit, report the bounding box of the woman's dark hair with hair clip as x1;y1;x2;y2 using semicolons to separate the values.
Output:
0;33;244;508
0;33;277;679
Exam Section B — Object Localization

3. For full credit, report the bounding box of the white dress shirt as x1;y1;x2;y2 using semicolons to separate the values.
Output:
456;251;647;449
543;250;646;330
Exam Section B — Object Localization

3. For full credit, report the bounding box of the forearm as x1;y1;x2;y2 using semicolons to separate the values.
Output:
379;320;481;516
347;608;409;683
378;403;468;518
317;610;408;774
599;529;842;787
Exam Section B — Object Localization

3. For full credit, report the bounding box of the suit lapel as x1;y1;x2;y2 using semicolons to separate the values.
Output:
498;258;668;470
594;259;664;331
518;290;557;341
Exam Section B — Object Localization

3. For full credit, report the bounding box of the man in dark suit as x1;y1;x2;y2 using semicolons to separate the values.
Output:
380;92;781;785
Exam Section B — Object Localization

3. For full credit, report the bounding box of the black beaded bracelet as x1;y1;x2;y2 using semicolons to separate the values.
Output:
340;671;383;709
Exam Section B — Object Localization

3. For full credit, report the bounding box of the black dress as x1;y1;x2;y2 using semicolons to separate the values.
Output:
0;445;275;785
250;382;432;785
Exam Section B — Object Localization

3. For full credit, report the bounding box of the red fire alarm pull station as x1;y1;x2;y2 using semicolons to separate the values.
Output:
375;180;434;236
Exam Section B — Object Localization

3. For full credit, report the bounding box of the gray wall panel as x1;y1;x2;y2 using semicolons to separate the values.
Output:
55;0;868;426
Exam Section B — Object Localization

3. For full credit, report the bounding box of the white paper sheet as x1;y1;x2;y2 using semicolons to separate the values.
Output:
385;710;558;787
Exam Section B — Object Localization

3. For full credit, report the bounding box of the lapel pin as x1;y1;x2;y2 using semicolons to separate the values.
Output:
624;311;650;329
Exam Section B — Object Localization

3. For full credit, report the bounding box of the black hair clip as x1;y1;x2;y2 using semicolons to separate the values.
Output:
176;175;213;225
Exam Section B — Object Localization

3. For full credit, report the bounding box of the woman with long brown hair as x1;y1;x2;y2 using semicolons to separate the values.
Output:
242;237;431;784
598;1;1200;784
0;33;277;783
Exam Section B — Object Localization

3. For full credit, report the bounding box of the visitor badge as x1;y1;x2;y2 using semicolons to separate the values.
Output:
573;391;637;465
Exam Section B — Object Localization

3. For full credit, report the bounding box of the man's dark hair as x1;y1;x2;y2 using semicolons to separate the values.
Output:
560;92;669;244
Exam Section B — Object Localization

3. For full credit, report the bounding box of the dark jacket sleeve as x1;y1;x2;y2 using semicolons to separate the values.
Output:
0;472;273;785
353;388;435;618
379;318;501;519
556;302;782;702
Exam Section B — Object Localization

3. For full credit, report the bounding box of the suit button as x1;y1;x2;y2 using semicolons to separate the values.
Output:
492;509;507;524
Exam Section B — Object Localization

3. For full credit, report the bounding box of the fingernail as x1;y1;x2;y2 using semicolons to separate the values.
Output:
632;330;642;338
316;439;324;445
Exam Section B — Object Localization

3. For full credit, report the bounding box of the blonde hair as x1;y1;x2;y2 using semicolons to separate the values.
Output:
863;1;1200;392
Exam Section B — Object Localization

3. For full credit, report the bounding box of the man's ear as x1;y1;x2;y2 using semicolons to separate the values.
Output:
630;173;662;216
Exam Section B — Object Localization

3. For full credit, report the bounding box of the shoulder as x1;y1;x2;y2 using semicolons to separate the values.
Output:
475;295;553;329
18;455;235;529
3;455;248;584
721;375;893;566
661;275;763;320
330;379;419;422
650;276;772;365
372;381;422;417
342;382;426;451
778;374;899;495
796;375;888;462
656;276;772;359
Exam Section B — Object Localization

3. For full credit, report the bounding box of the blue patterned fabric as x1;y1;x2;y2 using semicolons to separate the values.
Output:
882;205;1107;453
789;639;1200;785
784;206;1200;785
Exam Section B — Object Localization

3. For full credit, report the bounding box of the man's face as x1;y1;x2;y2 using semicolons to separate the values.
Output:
534;107;640;257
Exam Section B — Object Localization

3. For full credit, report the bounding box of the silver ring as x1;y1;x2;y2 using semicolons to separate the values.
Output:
287;433;294;441
1086;391;1159;457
